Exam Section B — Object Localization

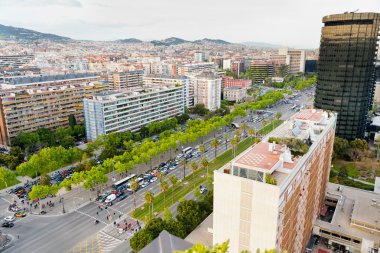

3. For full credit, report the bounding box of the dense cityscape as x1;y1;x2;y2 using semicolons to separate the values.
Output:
0;1;379;253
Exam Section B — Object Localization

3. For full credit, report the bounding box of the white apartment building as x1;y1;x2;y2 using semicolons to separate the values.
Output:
194;52;205;62
223;59;232;70
213;109;337;253
278;47;306;74
83;86;184;141
0;54;35;70
194;72;221;111
178;62;217;76
143;75;193;108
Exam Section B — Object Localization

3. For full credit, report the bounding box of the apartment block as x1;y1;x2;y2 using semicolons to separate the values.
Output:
83;86;184;141
278;47;306;74
250;61;274;84
224;76;252;89
193;72;221;111
0;73;107;145
143;74;193;108
231;60;244;76
214;109;336;253
178;62;217;76
194;52;205;62
0;54;35;70
108;69;144;89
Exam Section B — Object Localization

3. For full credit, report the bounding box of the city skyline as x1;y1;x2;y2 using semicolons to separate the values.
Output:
0;0;378;48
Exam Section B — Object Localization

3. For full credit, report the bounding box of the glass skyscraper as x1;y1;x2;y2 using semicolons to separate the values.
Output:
314;12;380;139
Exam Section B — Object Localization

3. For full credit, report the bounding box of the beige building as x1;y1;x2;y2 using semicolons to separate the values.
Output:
0;73;107;145
313;183;380;253
374;82;380;103
278;47;306;74
213;109;336;253
178;62;217;76
194;72;221;111
108;69;144;89
223;87;246;102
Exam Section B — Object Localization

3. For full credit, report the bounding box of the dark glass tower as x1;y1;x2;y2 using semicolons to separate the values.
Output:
314;12;380;140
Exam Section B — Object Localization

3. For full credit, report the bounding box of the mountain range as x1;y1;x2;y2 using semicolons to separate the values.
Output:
0;24;284;48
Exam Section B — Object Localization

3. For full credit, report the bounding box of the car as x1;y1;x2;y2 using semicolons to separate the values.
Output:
4;216;15;222
15;212;26;218
140;181;150;188
199;185;208;195
150;177;158;183
2;222;14;228
117;194;127;201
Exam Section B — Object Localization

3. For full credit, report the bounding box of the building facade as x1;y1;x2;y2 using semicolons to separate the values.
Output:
250;61;274;84
278;48;306;74
223;87;247;102
223;76;252;89
108;69;144;89
143;75;193;108
314;12;380;140
193;72;221;111
178;63;217;76
0;54;35;70
194;52;205;62
0;73;107;145
214;109;337;253
83;86;184;141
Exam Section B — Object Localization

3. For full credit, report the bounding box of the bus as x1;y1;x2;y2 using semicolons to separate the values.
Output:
112;174;136;189
231;122;240;129
182;147;193;154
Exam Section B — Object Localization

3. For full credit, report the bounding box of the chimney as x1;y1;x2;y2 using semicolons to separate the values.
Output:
269;141;276;152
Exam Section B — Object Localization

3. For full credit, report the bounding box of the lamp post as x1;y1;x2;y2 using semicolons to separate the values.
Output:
62;197;65;214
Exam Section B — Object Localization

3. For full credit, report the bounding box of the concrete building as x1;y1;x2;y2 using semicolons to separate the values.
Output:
250;61;274;84
0;73;107;145
143;74;193;108
194;52;205;62
178;63;217;76
0;54;35;70
231;60;244;76
194;72;221;111
278;47;306;74
223;87;247;102
313;183;380;253
223;76;252;89
213;109;337;253
83;85;184;141
223;59;232;70
374;82;380;103
108;69;144;89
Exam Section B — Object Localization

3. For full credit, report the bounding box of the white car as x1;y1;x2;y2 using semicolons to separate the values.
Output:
4;216;15;222
150;177;158;183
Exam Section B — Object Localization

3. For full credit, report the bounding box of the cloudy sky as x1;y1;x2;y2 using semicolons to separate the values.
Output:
0;0;378;48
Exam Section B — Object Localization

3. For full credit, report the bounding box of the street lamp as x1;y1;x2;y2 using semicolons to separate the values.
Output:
62;197;65;214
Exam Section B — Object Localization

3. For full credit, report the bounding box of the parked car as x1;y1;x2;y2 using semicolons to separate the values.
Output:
150;177;158;183
199;185;208;195
2;222;14;228
15;212;26;218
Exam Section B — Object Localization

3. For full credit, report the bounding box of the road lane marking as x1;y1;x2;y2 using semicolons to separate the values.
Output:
75;209;107;225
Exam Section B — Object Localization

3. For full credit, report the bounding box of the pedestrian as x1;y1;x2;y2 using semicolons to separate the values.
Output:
17;235;19;239
114;221;116;226
96;211;98;215
113;212;115;216
119;214;121;219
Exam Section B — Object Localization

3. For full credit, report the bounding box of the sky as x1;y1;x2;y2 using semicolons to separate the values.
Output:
0;0;378;48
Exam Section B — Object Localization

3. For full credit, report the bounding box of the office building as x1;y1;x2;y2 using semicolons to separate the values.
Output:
83;86;184;141
178;63;217;76
278;48;306;74
143;75;193;108
313;183;380;253
223;76;252;89
108;69;144;90
214;109;337;253
231;61;244;76
194;72;221;111
305;60;318;73
314;12;380;140
223;87;247;102
0;73;107;145
194;52;205;62
250;61;274;84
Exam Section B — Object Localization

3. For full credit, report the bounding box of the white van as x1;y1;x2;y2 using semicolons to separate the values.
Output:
105;193;116;204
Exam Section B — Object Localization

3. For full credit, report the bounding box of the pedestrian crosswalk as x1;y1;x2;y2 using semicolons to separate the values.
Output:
98;230;123;253
68;234;101;253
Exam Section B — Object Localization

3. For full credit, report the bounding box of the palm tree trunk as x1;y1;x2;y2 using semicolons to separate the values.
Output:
133;192;136;211
164;193;166;208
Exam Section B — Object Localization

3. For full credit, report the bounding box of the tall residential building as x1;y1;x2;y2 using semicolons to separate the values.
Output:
143;75;192;108
0;54;35;70
194;52;205;62
83;86;184;141
314;12;380;140
214;109;337;253
250;61;274;84
194;72;221;111
178;63;217;76
0;73;107;145
108;69;144;90
277;48;306;74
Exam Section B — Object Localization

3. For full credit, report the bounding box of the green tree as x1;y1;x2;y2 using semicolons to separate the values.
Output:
130;230;153;252
144;191;154;220
200;157;210;175
162;207;173;221
160;180;169;208
176;200;203;234
39;174;51;186
169;174;178;206
248;128;256;143
68;114;77;128
199;144;206;159
210;138;221;158
230;137;238;158
130;179;139;211
241;123;249;135
176;240;229;253
276;111;282;120
28;185;50;213
180;158;188;180
222;133;229;150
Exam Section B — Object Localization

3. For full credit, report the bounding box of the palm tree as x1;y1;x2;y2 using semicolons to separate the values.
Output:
160;180;169;208
276;111;282;121
248;127;256;143
189;161;198;186
130;179;139;211
230;138;238;158
270;117;275;130
169;175;178;205
222;133;229;150
241;123;248;136
199;144;206;159
261;119;267;129
180;158;188;180
201;157;210;175
144;191;154;220
210;138;221;158
157;172;164;183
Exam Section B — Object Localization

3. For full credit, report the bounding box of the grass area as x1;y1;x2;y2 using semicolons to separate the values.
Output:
258;120;284;135
131;137;256;221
